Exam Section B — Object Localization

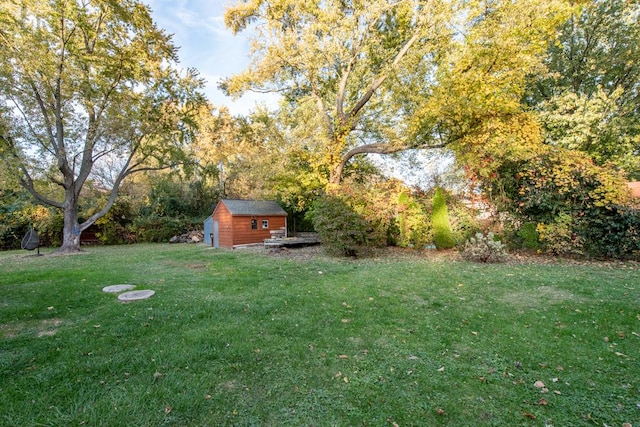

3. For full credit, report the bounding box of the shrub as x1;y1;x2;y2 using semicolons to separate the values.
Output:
536;213;583;256
518;222;540;250
580;205;640;260
461;232;508;263
129;215;189;243
392;191;432;249
432;188;456;249
310;193;370;257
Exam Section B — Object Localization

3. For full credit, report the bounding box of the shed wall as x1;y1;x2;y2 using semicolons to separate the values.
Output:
212;203;234;248
231;215;286;246
212;201;287;248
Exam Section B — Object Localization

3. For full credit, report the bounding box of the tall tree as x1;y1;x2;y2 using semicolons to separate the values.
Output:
222;0;574;186
527;0;640;177
0;0;204;252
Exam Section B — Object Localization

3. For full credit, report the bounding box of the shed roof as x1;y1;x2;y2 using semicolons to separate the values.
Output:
219;199;287;216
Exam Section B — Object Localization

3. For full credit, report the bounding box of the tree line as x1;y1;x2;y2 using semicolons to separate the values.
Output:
1;0;639;258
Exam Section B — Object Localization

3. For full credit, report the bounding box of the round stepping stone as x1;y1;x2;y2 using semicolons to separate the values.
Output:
102;284;136;293
118;290;155;302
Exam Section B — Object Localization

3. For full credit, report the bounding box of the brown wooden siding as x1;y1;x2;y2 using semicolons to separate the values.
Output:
212;202;234;248
231;216;286;246
212;202;287;248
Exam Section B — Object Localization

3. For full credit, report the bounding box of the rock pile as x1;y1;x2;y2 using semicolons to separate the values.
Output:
169;229;204;243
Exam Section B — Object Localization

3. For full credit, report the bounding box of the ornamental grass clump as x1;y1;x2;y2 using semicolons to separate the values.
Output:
462;232;508;263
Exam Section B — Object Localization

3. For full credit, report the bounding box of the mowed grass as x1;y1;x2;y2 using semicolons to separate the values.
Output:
0;244;638;426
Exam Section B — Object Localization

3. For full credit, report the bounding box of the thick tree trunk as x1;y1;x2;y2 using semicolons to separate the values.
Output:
58;193;82;253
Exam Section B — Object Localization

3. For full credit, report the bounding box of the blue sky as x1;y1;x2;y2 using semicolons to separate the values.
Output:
145;0;277;115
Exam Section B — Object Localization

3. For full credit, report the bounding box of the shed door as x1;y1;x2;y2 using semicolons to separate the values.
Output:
203;217;212;246
213;221;219;248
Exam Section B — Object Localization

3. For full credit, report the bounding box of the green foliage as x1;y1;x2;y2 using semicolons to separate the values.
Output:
447;200;481;246
431;188;456;249
527;0;640;178
536;213;584;256
93;199;134;245
0;0;204;251
310;192;371;257
391;191;432;249
489;147;638;258
580;205;640;260
223;0;573;185
518;222;540;250
0;190;62;249
461;232;508;263
129;215;191;243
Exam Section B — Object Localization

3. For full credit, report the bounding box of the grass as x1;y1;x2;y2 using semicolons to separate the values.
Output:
0;244;638;426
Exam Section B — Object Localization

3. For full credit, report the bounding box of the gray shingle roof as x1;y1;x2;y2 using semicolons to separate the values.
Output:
221;199;287;216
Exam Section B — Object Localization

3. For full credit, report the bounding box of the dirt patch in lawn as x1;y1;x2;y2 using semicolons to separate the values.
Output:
500;286;579;309
1;318;63;338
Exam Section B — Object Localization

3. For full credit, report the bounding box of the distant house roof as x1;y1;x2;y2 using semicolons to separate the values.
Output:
219;199;287;216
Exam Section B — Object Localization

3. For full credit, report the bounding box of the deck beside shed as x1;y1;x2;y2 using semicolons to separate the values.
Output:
264;234;320;248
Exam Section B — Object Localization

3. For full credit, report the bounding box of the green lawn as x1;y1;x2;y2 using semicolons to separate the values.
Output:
1;244;638;426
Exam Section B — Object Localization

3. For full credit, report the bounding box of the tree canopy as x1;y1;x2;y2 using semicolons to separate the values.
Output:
222;0;575;186
0;0;204;251
528;0;640;177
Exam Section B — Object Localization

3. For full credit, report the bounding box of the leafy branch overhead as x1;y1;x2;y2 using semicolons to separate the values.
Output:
222;0;576;185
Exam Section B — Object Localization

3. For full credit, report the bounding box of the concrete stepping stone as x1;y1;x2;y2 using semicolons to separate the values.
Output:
102;284;136;293
118;290;155;302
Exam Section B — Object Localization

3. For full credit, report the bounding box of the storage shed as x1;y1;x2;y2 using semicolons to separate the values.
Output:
211;199;287;248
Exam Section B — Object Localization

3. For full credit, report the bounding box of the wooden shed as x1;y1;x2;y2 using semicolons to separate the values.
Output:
211;199;287;248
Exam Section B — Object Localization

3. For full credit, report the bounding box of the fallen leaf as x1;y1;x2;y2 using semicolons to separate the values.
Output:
471;331;478;336
338;354;349;359
335;372;342;378
553;390;562;395
478;376;487;383
341;319;350;323
537;398;548;406
437;366;445;372
523;412;536;420
534;380;545;388
615;352;628;358
343;377;349;383
617;331;626;339
204;394;211;400
552;377;559;383
435;408;445;416
164;406;172;415
622;423;632;427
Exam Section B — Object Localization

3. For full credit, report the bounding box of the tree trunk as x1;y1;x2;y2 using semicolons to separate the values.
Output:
58;192;82;253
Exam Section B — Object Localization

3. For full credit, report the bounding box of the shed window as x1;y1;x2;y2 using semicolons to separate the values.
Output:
262;220;269;229
251;219;258;230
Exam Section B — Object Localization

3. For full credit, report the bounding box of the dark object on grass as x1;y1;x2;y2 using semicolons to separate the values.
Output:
21;228;40;254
